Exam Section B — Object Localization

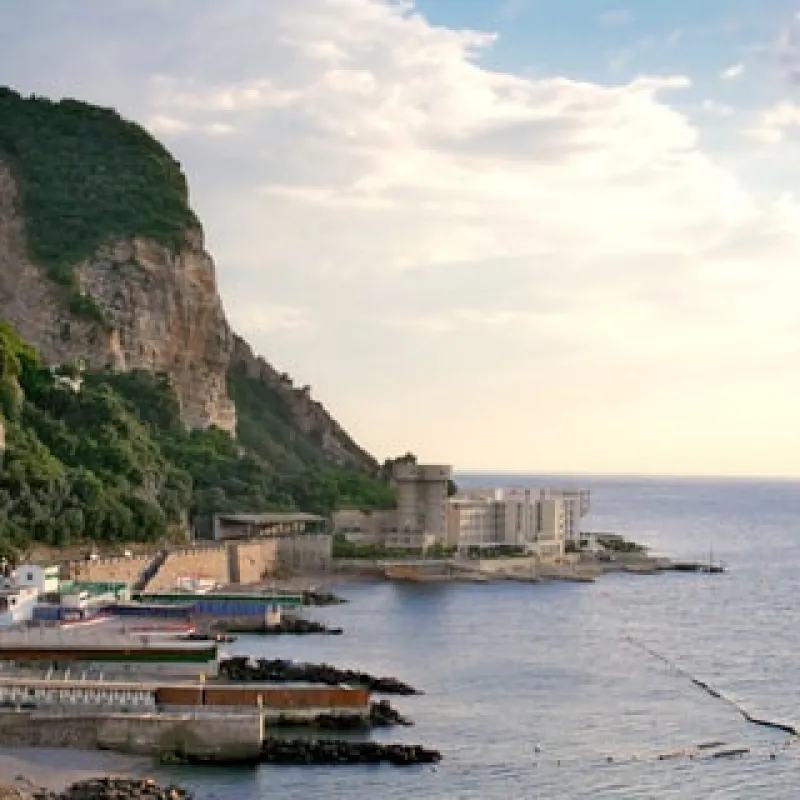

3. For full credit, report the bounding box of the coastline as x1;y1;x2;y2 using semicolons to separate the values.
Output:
0;748;150;792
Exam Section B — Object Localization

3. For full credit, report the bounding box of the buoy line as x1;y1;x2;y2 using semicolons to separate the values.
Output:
624;636;799;737
519;733;796;771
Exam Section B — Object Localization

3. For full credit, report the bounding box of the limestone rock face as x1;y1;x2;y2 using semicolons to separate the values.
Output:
0;159;236;432
231;334;378;473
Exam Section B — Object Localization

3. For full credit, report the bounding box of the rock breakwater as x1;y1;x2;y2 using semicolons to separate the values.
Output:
33;779;189;800
260;739;441;766
302;590;347;606
273;700;412;731
219;619;342;635
219;657;421;695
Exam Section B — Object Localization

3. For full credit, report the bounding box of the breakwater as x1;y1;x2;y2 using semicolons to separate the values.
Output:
216;619;342;635
219;657;421;695
625;636;799;737
260;739;441;766
32;778;190;800
271;700;412;731
302;590;347;606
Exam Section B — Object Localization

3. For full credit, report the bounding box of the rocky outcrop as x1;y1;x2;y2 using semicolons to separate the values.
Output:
0;158;236;433
231;334;378;471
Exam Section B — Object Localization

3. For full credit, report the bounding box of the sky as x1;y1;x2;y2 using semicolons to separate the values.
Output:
2;1;800;477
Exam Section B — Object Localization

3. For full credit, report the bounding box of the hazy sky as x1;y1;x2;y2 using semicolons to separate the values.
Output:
2;1;800;476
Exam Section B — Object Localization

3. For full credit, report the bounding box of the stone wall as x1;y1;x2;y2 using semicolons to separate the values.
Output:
232;540;279;584
276;534;332;574
145;546;229;592
69;555;152;584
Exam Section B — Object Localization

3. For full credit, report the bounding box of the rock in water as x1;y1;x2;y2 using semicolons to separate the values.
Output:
260;738;441;766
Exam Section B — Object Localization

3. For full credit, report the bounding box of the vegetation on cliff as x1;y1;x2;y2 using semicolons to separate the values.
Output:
0;87;197;320
0;323;394;552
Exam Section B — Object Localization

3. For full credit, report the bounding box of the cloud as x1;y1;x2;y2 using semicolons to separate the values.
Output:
744;101;800;143
720;62;745;80
3;0;800;473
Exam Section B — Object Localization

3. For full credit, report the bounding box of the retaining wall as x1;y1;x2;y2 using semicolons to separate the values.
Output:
70;555;153;585
146;546;229;592
232;540;279;584
276;535;332;573
0;710;263;760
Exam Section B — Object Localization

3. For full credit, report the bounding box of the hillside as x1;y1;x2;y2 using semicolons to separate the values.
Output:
0;321;394;553
0;86;394;549
0;86;378;473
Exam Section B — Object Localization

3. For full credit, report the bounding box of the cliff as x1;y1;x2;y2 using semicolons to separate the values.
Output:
0;87;375;475
0;89;235;432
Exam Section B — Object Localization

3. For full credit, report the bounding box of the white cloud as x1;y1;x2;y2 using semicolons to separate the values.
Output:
745;101;800;143
147;114;190;134
720;62;745;80
4;0;800;473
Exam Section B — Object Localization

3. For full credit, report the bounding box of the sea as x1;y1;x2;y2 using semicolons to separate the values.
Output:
40;475;800;798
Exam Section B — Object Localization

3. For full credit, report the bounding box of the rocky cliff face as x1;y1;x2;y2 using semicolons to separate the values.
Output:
0;158;236;432
231;335;378;473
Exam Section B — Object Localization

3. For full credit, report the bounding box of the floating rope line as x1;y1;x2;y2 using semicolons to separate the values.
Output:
624;636;800;737
519;730;797;772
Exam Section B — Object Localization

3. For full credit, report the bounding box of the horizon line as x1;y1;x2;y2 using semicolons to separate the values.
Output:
452;469;800;482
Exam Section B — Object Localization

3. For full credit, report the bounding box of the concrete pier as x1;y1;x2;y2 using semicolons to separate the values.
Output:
0;709;265;761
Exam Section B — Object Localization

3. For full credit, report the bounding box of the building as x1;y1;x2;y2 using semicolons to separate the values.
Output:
330;509;396;547
11;564;61;594
534;497;567;561
199;512;327;541
390;462;451;549
447;487;583;561
331;462;453;552
530;489;590;544
0;587;39;626
449;490;537;553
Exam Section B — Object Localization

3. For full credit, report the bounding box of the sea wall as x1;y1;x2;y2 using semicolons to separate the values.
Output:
0;710;263;760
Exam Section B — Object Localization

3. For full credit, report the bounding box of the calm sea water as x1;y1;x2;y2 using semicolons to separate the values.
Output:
150;477;800;797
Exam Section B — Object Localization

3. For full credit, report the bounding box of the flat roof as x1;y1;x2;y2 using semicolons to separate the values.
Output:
216;512;325;524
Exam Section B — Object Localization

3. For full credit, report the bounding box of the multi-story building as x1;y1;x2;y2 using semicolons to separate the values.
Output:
531;489;590;544
447;487;587;561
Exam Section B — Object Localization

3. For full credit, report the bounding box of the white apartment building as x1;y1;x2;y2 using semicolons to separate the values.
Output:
448;488;569;560
531;489;590;544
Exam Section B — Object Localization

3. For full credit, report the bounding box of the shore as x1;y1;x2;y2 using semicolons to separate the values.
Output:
0;748;148;792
